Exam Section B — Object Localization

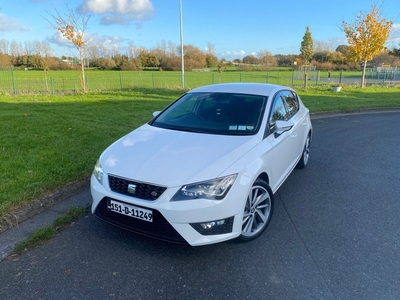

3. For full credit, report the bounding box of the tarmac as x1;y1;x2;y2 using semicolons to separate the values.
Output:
1;109;399;259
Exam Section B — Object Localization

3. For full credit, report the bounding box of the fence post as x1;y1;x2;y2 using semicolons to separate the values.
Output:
152;73;155;88
339;71;342;85
304;74;308;88
240;73;242;82
119;73;123;90
316;71;319;86
10;67;16;95
51;77;54;95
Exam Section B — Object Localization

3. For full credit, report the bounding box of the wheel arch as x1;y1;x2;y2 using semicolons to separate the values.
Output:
256;172;270;185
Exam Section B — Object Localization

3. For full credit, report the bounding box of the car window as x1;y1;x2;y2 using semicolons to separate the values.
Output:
269;93;288;132
151;92;267;135
282;91;299;119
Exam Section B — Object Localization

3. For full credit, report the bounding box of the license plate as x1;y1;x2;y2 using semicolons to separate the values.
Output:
107;199;153;222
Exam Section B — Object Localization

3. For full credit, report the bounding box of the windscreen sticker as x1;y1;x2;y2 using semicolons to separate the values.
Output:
229;125;253;131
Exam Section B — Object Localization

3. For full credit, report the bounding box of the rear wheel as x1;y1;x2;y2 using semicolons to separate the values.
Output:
296;133;311;169
238;179;274;242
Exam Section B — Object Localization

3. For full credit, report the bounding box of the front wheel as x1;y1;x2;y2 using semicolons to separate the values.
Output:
238;179;274;242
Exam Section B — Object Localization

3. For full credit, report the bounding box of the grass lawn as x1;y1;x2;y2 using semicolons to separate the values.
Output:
1;85;399;217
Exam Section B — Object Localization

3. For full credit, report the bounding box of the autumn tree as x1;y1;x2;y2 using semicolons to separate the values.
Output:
257;50;277;70
242;55;259;65
300;26;313;63
47;5;90;92
341;4;393;87
139;50;159;68
179;45;206;70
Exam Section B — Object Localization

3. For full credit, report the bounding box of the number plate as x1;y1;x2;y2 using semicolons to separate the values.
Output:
107;199;153;222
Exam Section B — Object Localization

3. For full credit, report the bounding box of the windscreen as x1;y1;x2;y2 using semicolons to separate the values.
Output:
150;92;267;135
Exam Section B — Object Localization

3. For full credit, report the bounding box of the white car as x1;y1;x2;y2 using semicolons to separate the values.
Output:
91;83;312;246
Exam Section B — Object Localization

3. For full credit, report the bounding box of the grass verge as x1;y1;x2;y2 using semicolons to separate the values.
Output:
11;206;88;254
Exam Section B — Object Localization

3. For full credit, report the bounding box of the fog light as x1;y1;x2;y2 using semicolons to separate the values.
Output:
190;217;234;236
200;220;226;229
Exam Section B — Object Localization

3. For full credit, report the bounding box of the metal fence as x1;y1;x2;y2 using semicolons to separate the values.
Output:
0;69;399;95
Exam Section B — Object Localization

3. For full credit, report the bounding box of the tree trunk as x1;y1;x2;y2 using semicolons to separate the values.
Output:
79;48;86;93
361;60;367;88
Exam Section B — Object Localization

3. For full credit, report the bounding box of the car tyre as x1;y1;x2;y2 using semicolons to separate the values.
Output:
238;179;274;242
296;133;311;169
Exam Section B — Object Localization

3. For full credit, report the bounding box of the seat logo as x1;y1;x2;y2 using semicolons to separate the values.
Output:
127;184;136;194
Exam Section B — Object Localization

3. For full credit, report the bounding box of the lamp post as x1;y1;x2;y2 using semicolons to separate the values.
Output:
179;0;185;89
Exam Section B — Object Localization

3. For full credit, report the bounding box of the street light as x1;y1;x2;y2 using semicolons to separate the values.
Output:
179;0;185;89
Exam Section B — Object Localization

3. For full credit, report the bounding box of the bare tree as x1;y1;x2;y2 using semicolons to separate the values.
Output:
10;41;21;57
0;39;10;54
206;42;215;55
46;5;90;92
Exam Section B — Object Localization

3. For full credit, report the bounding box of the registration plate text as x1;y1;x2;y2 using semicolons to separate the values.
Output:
107;199;153;222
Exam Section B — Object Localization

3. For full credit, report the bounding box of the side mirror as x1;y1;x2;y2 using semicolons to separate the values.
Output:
275;120;294;136
152;111;161;117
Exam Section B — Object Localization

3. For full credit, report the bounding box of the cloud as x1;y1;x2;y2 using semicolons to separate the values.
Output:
221;50;246;58
80;0;155;26
47;31;75;48
48;30;126;54
0;13;31;31
88;34;125;50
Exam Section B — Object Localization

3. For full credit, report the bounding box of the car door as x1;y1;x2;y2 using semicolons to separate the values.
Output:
281;91;306;161
285;91;310;160
265;91;300;192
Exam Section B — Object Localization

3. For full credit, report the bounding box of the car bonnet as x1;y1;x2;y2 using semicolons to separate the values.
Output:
101;124;260;187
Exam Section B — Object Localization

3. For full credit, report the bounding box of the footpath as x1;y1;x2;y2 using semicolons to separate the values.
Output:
0;179;91;259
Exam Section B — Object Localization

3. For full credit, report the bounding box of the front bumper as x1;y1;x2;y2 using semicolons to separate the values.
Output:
90;174;251;246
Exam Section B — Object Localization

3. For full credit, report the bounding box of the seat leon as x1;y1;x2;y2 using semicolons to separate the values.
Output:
91;83;312;246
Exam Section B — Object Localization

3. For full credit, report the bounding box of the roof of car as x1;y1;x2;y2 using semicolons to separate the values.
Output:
189;82;290;96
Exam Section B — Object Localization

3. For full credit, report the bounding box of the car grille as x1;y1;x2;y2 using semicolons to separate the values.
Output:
94;197;187;244
108;175;167;201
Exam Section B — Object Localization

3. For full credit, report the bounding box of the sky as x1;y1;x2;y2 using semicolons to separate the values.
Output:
0;0;399;60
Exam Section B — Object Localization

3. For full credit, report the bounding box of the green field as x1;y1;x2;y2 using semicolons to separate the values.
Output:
0;69;392;94
0;85;399;218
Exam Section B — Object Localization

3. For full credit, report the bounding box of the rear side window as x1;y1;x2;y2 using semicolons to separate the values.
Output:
269;94;287;132
283;91;299;119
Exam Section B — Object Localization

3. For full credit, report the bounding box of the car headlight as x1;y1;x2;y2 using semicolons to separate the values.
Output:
93;160;104;184
171;174;237;201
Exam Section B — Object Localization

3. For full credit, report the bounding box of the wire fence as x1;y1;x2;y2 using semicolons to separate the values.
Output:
0;69;399;95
